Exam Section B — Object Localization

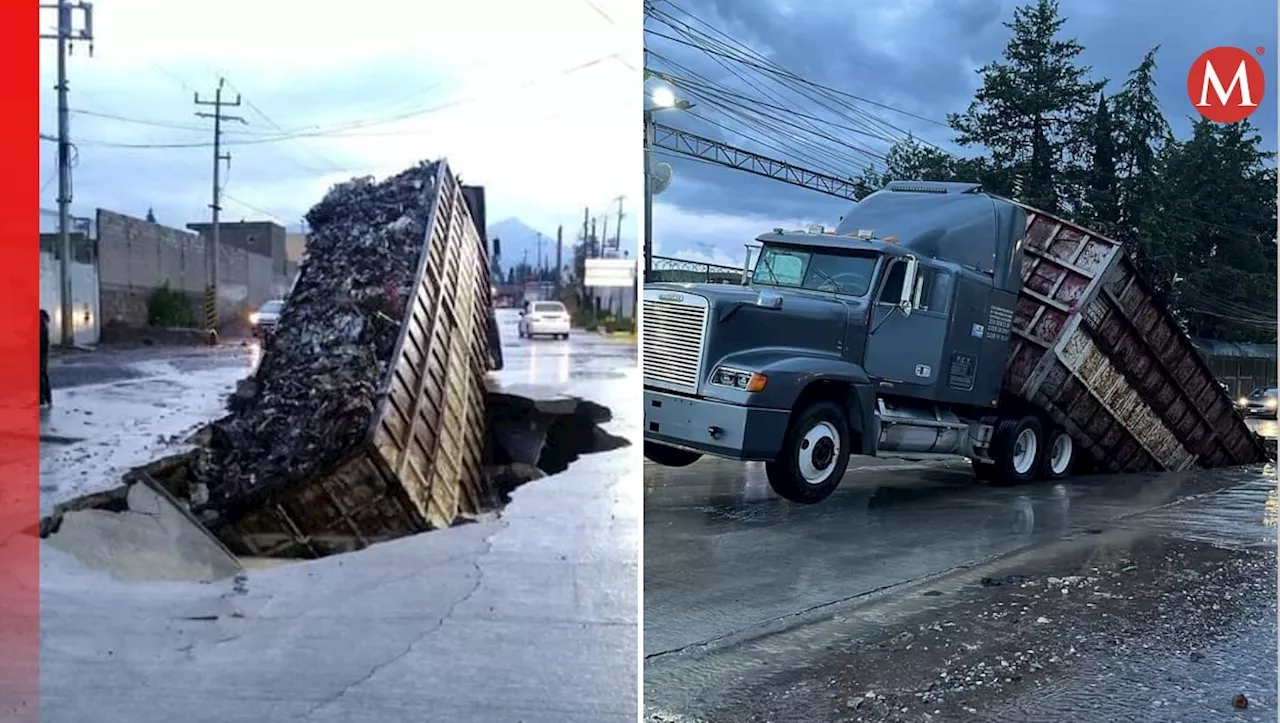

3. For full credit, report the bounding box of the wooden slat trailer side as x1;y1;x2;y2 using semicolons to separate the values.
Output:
1006;205;1267;474
214;161;496;558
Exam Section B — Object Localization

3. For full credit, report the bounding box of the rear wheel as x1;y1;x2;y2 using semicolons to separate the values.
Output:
989;416;1043;486
1043;428;1075;480
765;401;850;504
644;442;702;467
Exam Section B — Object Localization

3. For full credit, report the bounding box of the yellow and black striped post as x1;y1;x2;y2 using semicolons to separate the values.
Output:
204;284;218;345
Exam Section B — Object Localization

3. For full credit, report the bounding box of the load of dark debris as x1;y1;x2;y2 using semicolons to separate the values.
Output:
192;162;443;517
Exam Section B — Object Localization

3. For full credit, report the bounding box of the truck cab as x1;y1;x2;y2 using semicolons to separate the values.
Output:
642;181;1043;503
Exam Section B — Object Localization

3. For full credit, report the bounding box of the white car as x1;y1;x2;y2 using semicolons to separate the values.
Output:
518;301;571;339
250;299;284;337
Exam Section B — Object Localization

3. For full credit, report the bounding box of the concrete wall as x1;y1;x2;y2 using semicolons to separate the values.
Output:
285;232;307;264
97;209;291;329
39;249;99;346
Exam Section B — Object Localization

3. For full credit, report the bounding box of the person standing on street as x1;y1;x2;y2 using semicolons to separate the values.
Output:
39;309;52;408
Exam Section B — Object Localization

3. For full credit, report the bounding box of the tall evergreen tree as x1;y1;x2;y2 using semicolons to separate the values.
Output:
947;0;1104;212
1111;48;1175;260
1162;119;1277;341
1084;93;1119;228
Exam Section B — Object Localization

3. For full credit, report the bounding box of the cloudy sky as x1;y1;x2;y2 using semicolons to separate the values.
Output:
39;0;640;244
646;0;1278;268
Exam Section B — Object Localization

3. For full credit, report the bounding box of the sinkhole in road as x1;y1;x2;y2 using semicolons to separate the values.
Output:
38;389;630;581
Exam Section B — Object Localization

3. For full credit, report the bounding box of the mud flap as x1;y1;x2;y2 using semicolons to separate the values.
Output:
846;383;880;456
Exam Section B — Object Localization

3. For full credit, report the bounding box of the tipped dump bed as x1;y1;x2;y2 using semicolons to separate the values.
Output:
1006;206;1267;473
197;160;495;558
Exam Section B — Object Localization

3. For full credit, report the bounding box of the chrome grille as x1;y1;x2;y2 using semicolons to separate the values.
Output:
642;293;708;390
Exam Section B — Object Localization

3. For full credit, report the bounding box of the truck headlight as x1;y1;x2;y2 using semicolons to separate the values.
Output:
249;312;260;325
710;366;767;392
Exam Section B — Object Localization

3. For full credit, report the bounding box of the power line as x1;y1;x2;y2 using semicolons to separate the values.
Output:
581;0;621;29
221;77;347;175
50;52;631;151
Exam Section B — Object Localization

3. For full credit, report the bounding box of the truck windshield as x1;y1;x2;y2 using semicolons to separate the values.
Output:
752;244;877;296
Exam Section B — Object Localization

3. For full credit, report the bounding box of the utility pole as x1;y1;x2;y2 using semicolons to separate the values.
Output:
41;0;93;348
643;110;654;282
601;216;609;257
554;226;563;294
194;78;246;340
535;232;543;279
613;196;625;249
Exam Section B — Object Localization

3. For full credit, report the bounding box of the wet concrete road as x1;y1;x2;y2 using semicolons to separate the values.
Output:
39;310;642;723
644;456;1276;721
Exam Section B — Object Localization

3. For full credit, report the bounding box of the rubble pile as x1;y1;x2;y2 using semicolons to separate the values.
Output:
193;161;443;514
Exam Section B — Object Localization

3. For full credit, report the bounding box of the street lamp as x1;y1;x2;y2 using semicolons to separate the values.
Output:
644;85;691;283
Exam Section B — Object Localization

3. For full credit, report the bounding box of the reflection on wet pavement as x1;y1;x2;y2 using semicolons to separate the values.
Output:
646;458;1269;656
644;452;1276;722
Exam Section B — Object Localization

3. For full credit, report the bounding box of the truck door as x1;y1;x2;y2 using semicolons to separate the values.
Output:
864;257;952;390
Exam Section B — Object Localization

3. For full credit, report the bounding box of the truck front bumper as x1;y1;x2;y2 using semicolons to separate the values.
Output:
643;388;789;461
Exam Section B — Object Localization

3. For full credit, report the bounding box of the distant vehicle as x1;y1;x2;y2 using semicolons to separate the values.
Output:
1238;388;1278;418
250;299;284;338
518;300;571;339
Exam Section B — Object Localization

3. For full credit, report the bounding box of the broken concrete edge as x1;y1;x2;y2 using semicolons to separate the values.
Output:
41;464;241;566
42;388;633;565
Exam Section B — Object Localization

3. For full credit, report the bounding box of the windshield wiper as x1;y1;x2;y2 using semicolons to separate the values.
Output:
812;268;847;295
756;254;782;285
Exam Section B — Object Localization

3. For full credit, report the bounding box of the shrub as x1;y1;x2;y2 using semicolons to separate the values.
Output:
147;283;197;328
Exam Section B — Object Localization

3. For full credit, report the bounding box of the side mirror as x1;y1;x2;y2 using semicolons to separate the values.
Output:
898;255;918;317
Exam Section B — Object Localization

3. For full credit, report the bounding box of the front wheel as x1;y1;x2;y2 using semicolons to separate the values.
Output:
765;401;851;504
644;442;702;467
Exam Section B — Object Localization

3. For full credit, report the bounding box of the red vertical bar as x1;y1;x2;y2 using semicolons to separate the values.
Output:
0;0;41;721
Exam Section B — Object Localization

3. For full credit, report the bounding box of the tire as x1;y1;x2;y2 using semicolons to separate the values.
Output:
643;442;702;467
989;416;1043;485
765;401;850;504
1043;428;1075;480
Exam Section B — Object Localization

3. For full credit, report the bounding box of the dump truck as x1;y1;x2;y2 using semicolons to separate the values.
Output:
641;181;1267;504
161;160;496;558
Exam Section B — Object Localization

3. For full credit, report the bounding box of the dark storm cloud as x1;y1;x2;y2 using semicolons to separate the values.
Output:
651;0;1277;257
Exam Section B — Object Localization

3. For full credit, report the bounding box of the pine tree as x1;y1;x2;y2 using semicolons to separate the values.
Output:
882;135;958;182
1162;119;1277;341
947;0;1104;212
1084;93;1119;227
145;207;157;224
1111;47;1173;245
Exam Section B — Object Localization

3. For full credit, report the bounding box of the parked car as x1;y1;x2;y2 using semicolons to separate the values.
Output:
517;300;571;340
250;299;284;338
1238;387;1278;418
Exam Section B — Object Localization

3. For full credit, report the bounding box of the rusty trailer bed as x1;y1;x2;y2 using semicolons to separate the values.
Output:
1005;206;1267;473
211;162;495;558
